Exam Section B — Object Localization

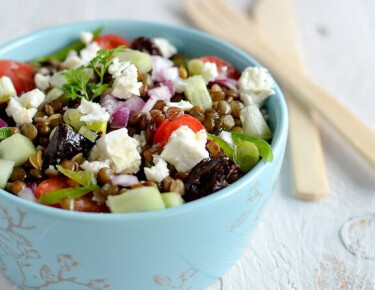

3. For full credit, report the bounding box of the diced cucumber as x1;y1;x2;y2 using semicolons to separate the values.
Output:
0;76;17;103
0;133;36;166
86;121;107;135
184;75;212;110
161;192;184;208
0;159;15;189
116;49;152;74
107;186;166;213
240;105;272;140
187;59;204;76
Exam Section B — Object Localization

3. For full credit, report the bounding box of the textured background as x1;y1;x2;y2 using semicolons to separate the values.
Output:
0;0;375;289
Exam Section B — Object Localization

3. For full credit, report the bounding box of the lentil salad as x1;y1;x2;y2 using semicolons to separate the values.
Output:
0;29;275;213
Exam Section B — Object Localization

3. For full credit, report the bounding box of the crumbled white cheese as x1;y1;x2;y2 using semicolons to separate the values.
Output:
153;38;177;59
80;31;94;44
34;73;50;91
80;160;111;175
144;155;170;182
40;67;50;75
161;126;209;172
20;89;45;109
133;131;146;153
165;100;194;112
50;72;66;88
174;78;186;93
62;41;101;69
238;67;275;106
78;98;110;125
202;62;218;83
108;58;131;79
6;97;37;126
111;64;142;99
89;128;141;174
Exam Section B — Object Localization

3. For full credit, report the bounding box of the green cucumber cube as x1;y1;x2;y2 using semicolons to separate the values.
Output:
184;75;212;110
116;49;152;74
161;192;184;208
240;105;272;140
107;186;166;213
0;159;15;189
0;133;36;166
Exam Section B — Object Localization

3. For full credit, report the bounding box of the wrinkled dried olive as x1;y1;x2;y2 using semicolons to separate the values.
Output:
130;37;162;56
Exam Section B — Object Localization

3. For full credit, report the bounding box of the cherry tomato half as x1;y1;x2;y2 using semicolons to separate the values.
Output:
0;60;35;94
95;34;131;49
153;114;205;146
200;56;241;80
35;176;70;207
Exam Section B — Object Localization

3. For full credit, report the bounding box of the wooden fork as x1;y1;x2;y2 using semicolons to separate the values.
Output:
184;0;375;168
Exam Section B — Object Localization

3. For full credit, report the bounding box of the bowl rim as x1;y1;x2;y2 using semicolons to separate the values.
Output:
0;19;288;222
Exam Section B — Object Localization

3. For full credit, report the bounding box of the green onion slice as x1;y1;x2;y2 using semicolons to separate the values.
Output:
57;165;97;186
233;141;260;172
231;131;273;162
39;185;98;205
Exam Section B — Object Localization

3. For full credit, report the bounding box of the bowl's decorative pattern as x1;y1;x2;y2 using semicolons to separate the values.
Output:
153;268;198;289
0;205;110;290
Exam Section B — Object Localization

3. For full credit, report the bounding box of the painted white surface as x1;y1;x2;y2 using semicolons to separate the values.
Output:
0;0;374;289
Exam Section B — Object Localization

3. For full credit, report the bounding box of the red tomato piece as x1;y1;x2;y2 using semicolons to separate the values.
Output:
153;114;205;146
95;34;131;49
200;56;241;80
35;176;70;206
0;60;35;94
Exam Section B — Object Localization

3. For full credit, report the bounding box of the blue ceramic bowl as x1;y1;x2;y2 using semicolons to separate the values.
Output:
0;20;288;290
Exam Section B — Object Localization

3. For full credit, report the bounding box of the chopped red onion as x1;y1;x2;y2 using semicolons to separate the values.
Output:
18;188;37;203
210;78;238;92
161;80;175;95
110;106;130;128
100;94;119;115
151;56;178;83
0;118;7;128
141;96;158;113
111;175;139;187
27;182;37;193
124;96;145;116
148;85;172;101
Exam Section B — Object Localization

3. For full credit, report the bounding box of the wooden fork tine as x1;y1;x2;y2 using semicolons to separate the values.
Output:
183;0;220;34
209;0;254;27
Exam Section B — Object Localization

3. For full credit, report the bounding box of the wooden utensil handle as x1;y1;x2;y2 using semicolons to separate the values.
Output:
236;35;375;167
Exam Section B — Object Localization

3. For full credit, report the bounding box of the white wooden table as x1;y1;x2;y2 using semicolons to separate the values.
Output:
1;0;374;289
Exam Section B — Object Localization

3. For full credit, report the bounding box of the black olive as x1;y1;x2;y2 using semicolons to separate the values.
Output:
43;124;95;169
130;37;162;56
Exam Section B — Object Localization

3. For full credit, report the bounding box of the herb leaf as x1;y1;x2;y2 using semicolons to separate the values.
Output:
62;67;90;100
35;26;104;63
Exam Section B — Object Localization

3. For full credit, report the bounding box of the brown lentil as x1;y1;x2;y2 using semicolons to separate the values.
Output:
20;123;38;141
29;169;43;180
44;104;55;116
129;112;142;126
179;66;188;79
10;167;27;182
150;109;162;117
203;117;215;132
229;101;244;118
139;114;149;130
152;100;166;111
50;100;63;112
38;137;49;147
217;100;231;115
47;114;63;128
189;106;205;122
204;108;219;119
211;84;222;92
221;115;235;130
60;160;75;171
165;107;183;121
11;181;26;195
206;140;222;158
151;113;166;127
210;91;225;102
44;168;60;177
97;168;113;186
33;111;45;120
169;179;185;196
11;127;20;135
101;183;119;197
170;94;183;102
67;179;80;188
234;118;242;127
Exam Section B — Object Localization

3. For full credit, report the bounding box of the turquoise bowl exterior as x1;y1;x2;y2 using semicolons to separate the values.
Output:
0;20;288;290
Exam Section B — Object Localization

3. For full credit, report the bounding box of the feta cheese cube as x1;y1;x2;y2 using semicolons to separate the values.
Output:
80;31;94;44
20;89;45;109
34;73;50;91
62;41;101;69
161;126;209;172
108;58;131;79
78;98;110;125
133;131;146;153
165;100;194;112
89;128;141;174
6;97;37;126
50;71;66;88
153;38;177;59
202;62;218;83
238;67;275;106
80;160;111;175
144;155;169;182
111;64;142;99
62;50;83;69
